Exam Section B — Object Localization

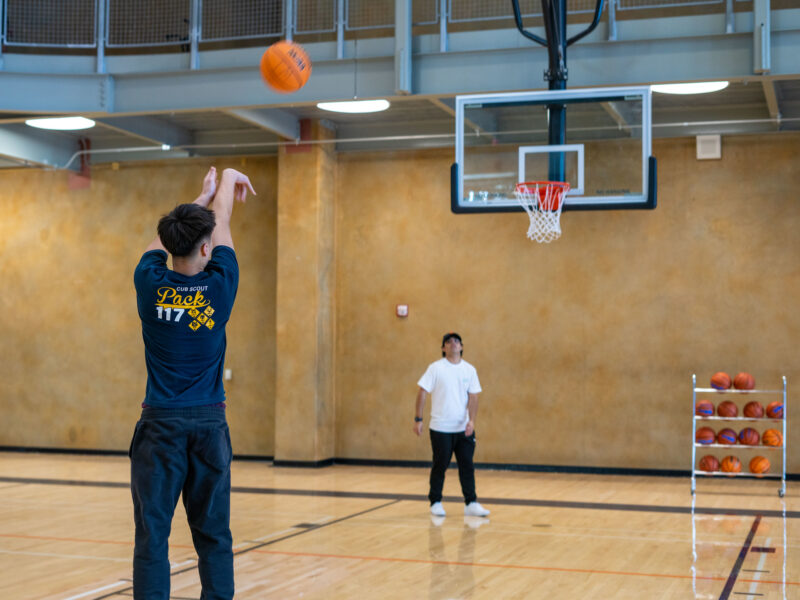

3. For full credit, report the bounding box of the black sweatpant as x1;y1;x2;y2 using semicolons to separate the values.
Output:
428;429;477;505
130;405;233;600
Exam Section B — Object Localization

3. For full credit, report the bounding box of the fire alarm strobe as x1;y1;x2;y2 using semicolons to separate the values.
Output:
396;304;409;317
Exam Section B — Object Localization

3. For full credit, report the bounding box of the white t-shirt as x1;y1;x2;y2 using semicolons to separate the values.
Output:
417;357;482;433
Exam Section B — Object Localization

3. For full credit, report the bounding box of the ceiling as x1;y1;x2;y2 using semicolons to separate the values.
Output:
0;4;798;170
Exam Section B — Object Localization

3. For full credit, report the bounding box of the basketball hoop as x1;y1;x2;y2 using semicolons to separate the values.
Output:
514;181;571;243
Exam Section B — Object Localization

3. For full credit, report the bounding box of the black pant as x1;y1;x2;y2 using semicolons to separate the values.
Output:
428;429;477;505
129;405;233;600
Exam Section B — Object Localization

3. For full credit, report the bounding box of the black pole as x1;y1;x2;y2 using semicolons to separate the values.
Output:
511;0;606;183
542;0;568;182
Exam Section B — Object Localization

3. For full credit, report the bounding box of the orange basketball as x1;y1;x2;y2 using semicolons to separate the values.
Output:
743;401;764;418
717;428;737;445
695;400;714;417
710;372;732;390
738;427;759;446
762;428;783;447
260;40;311;93
720;455;742;473
695;427;716;445
749;456;770;474
733;372;755;390
698;455;719;472
717;401;738;417
766;401;783;419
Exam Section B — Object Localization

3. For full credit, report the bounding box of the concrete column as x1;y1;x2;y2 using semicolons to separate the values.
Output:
274;120;337;465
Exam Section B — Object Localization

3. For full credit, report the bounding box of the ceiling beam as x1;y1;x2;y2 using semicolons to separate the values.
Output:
225;108;300;140
601;102;632;135
94;116;194;147
428;98;497;136
0;125;81;169
761;79;782;122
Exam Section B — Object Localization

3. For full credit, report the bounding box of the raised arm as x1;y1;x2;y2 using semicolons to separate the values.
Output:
210;168;256;250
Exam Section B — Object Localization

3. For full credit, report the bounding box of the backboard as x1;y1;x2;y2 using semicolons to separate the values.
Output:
451;86;656;213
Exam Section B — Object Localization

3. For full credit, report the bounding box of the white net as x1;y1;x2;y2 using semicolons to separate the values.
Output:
514;182;570;244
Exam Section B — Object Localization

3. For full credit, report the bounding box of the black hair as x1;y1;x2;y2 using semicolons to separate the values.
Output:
441;333;463;357
157;204;216;257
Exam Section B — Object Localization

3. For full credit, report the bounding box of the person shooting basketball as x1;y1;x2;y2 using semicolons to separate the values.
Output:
131;166;255;600
414;333;490;518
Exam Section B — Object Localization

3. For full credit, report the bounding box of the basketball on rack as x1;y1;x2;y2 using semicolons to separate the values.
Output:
710;372;732;390
743;401;764;418
717;401;738;417
766;401;783;419
695;427;716;444
762;428;783;447
733;372;755;390
720;455;742;473
695;400;714;416
260;40;312;93
698;455;719;472
738;427;760;446
749;456;770;475
716;428;737;445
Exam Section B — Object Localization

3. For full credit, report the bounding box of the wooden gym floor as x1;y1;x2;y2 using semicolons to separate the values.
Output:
0;452;796;599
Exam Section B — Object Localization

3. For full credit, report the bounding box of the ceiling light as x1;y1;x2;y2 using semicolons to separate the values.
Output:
25;117;96;131
317;100;390;114
652;82;729;95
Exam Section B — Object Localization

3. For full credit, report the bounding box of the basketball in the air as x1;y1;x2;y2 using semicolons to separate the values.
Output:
717;401;738;417
710;372;732;390
762;428;783;447
695;427;716;444
738;427;759;446
749;456;770;475
720;455;742;473
695;400;714;417
743;401;764;418
766;401;783;419
698;455;719;472
716;428;737;445
260;40;312;93
733;372;755;390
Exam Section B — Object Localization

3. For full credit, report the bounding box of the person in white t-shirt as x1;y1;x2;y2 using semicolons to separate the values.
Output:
414;332;490;518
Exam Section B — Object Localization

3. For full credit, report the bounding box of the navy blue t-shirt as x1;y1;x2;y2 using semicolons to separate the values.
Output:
134;246;238;407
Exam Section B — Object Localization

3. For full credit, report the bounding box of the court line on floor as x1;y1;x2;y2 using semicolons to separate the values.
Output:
720;516;762;600
89;500;401;600
0;475;794;519
746;537;771;597
243;547;798;586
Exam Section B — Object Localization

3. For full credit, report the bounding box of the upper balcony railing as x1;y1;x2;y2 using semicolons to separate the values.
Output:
0;0;747;51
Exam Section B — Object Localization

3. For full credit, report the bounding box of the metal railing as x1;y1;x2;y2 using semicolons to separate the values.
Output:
0;0;741;50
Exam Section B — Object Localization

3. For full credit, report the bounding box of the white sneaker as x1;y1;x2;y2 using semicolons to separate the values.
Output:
430;502;446;517
464;501;490;517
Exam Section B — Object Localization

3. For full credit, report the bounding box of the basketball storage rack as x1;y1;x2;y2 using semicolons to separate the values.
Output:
691;374;787;497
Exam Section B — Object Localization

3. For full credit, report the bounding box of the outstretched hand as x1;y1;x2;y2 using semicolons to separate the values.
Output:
222;168;256;203
195;166;218;206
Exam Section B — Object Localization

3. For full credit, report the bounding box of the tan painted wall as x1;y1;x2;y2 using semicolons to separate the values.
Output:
0;158;277;455
1;133;798;472
275;122;337;463
334;134;800;470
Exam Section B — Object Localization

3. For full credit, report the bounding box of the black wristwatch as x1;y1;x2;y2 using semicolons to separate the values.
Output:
414;416;423;422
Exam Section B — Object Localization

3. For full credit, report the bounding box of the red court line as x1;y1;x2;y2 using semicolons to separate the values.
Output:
249;548;798;586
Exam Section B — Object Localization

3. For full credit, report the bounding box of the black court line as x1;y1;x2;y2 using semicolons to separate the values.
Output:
0;475;796;519
91;500;399;600
719;515;761;600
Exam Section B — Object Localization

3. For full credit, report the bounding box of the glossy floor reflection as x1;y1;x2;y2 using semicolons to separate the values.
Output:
0;453;798;599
